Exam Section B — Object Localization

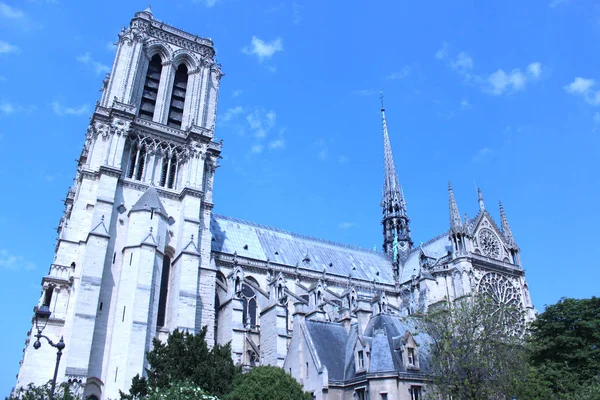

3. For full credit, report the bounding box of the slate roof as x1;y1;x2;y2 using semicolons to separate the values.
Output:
363;314;432;374
211;214;396;284
303;315;432;383
130;186;168;216
400;233;452;283
305;320;348;381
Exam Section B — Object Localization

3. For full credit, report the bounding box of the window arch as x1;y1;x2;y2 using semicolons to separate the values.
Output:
241;283;257;328
127;141;147;181
43;286;54;308
139;55;163;121
167;64;188;129
157;255;171;327
159;151;178;189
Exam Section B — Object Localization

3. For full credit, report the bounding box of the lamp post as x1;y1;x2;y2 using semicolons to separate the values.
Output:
33;305;66;400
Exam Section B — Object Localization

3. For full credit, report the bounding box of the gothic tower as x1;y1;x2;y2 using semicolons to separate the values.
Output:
380;99;412;268
15;8;223;399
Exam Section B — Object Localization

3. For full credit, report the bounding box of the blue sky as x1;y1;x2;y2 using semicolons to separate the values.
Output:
1;0;599;394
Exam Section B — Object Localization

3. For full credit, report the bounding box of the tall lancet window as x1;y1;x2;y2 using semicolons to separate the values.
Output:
157;255;171;327
167;64;188;129
139;55;162;121
127;141;147;181
159;153;178;190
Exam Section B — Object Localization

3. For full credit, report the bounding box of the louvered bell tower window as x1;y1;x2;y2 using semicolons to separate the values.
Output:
167;64;188;129
139;55;162;121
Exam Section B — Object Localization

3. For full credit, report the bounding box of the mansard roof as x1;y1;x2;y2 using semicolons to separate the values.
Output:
302;315;432;384
210;214;396;284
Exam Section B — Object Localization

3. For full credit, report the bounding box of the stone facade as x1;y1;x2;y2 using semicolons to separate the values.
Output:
14;8;535;400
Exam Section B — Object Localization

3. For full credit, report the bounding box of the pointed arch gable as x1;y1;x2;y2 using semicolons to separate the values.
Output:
172;49;200;71
144;40;173;62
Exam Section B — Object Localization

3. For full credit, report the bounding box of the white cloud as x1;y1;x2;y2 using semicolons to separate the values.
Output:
318;149;328;160
0;40;20;55
222;106;244;122
232;89;243;98
0;101;15;115
242;36;283;61
0;3;24;19
386;66;411;80
338;222;357;229
246;108;276;138
435;42;449;60
52;101;89;116
564;77;600;106
527;62;542;79
250;144;263;154
460;98;471;109
352;89;376;96
76;53;110;75
549;0;570;8
0;249;35;270
337;155;349;164
451;51;474;72
436;43;542;96
0;100;35;115
472;147;492;162
268;138;285;150
564;77;595;94
292;2;301;25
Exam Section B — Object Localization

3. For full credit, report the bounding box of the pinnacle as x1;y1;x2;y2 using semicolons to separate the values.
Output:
448;181;463;233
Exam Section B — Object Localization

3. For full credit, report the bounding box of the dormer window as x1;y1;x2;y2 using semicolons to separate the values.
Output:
408;347;416;366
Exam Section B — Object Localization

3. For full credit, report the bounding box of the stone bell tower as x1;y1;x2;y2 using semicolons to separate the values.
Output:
15;7;224;400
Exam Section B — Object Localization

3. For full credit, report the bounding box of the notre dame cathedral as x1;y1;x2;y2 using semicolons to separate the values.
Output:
14;8;535;400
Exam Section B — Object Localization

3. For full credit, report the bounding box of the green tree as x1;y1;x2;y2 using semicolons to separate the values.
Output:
145;381;219;400
7;382;79;400
526;297;600;398
421;296;527;400
225;366;312;400
121;327;240;399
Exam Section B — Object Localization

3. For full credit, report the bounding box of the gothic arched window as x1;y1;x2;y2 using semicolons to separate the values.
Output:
157;255;171;327
241;283;257;328
167;64;188;129
139;55;162;121
159;152;178;189
127;141;146;181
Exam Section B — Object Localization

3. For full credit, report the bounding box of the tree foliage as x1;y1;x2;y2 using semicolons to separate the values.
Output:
526;297;600;397
121;327;239;399
225;366;312;400
421;296;526;400
7;382;79;400
144;382;219;400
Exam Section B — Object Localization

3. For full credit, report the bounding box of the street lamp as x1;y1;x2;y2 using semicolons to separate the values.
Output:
33;305;66;400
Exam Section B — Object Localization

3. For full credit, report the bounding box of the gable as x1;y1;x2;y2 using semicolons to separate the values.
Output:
471;212;512;263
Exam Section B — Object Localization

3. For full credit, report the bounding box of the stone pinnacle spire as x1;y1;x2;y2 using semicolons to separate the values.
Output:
448;182;463;232
499;201;517;248
381;93;406;217
478;188;485;210
380;93;411;262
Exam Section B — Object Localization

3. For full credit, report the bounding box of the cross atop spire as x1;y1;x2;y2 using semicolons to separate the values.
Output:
380;95;411;262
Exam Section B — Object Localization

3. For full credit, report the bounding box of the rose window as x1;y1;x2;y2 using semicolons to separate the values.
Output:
478;229;501;259
478;272;525;334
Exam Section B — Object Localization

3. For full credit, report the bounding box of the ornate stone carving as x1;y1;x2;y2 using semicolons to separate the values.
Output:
478;228;501;259
477;272;524;334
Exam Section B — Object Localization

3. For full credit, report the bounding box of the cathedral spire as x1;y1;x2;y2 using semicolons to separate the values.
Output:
380;93;411;262
499;201;517;248
448;181;463;232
